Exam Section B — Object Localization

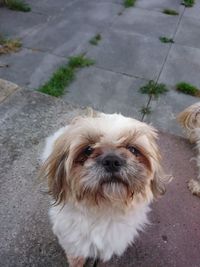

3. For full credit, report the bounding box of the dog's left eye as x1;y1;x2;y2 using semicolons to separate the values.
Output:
84;146;94;156
128;146;141;157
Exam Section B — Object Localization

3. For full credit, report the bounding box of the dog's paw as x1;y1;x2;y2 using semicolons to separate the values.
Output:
188;179;200;197
67;256;85;267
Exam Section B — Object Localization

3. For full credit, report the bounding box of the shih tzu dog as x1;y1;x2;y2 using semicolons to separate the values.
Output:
40;111;169;267
177;102;200;197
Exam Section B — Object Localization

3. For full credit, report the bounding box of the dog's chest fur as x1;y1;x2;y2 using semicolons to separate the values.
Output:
49;203;150;261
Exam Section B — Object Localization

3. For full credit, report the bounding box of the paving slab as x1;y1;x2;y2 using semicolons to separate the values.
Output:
175;16;200;50
1;88;199;267
112;8;180;39
135;0;184;12
63;66;148;119
87;29;169;80
0;7;48;39
144;89;198;136
23;20;96;58
0;48;66;88
159;44;200;88
25;0;77;15
23;1;122;57
98;132;200;267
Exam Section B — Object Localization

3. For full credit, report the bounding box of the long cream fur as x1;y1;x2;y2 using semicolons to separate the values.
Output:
177;102;200;197
40;112;170;267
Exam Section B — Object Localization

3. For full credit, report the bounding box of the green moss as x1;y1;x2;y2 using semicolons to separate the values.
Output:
2;0;31;12
38;55;95;97
159;36;174;44
124;0;136;8
176;82;199;96
162;8;179;15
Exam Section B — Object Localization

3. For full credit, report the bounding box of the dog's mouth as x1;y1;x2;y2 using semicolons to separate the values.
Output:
100;176;128;187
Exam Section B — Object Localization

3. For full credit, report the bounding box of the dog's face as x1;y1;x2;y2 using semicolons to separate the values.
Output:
177;102;200;129
41;112;167;208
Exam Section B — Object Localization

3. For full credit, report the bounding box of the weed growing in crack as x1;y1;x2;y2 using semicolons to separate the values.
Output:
139;80;168;99
182;0;195;7
139;80;168;120
38;54;95;97
140;106;152;116
89;34;102;46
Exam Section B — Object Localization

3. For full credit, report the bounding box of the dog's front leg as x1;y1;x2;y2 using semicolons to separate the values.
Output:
67;255;86;267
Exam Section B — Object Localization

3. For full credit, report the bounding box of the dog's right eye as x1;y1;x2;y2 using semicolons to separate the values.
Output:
84;146;94;156
127;146;141;157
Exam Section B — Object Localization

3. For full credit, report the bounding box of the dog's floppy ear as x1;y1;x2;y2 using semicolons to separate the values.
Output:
151;165;166;197
151;158;172;198
40;135;70;205
141;126;172;198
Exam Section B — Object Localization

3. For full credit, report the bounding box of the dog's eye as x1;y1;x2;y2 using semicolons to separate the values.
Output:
84;146;94;156
128;146;141;157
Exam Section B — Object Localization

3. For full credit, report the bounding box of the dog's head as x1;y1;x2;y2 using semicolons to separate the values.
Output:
41;112;168;208
177;102;200;130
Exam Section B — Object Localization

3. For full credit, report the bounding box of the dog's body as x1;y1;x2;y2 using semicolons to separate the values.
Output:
177;102;200;197
49;197;149;262
41;112;167;267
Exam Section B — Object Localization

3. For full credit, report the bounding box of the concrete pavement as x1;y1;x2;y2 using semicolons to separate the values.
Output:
0;0;200;136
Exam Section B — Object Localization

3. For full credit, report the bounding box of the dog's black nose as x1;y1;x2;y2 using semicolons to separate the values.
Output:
102;154;124;172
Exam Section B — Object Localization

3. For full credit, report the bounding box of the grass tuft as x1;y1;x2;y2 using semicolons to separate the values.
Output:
139;80;168;98
140;106;152;116
0;35;22;54
68;54;95;69
89;34;101;46
38;67;75;97
159;36;174;44
163;8;179;15
176;82;199;96
0;0;31;12
182;0;195;7
124;0;136;8
38;55;95;97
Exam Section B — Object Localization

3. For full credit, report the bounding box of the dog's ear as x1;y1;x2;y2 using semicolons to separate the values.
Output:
40;135;70;205
151;163;172;198
141;126;172;198
151;165;166;197
70;108;100;125
85;107;100;118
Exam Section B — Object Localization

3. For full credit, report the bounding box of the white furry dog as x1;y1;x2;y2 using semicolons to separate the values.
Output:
40;111;168;267
177;102;200;197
